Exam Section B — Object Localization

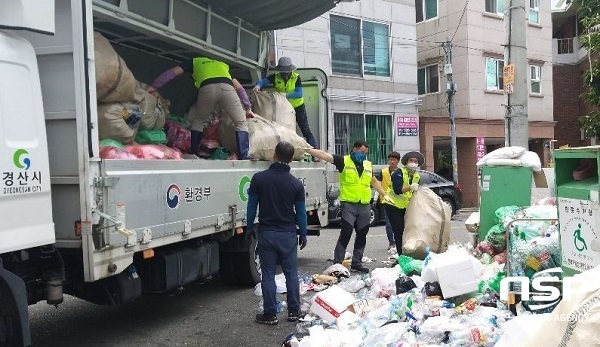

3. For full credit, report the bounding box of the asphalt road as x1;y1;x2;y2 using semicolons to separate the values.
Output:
29;212;472;347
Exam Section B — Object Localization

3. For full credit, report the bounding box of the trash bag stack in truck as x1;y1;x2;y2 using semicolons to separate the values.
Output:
94;32;311;161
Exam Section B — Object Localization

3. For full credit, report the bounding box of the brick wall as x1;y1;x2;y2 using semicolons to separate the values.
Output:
553;63;590;147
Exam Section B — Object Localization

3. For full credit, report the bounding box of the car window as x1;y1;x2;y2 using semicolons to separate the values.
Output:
418;171;432;184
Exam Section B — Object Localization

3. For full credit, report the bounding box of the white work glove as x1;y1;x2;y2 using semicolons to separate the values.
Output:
383;194;394;205
410;183;419;192
252;85;261;92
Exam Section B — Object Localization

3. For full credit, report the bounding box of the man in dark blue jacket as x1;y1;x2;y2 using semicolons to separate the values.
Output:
246;141;307;325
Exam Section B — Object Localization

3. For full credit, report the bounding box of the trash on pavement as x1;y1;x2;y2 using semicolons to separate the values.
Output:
309;285;357;324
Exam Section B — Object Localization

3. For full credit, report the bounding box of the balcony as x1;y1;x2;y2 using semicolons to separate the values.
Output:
553;37;588;65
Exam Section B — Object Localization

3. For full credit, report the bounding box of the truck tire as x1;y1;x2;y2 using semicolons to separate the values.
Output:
219;233;261;287
234;235;261;286
0;280;27;347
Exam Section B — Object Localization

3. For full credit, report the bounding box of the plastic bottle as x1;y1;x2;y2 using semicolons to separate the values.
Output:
276;300;287;313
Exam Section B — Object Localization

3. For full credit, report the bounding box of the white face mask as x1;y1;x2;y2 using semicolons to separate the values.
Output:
406;162;418;170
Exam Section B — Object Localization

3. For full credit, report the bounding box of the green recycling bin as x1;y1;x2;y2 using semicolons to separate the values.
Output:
554;147;600;276
479;165;533;242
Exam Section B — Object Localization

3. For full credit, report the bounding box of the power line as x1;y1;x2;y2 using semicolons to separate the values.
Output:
452;0;470;42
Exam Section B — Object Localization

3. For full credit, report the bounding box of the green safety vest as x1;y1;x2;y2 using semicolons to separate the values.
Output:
339;155;372;204
274;72;304;108
192;57;231;88
385;167;420;209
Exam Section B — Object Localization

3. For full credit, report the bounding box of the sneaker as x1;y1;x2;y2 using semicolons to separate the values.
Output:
255;313;278;325
350;265;370;273
288;310;302;322
387;244;396;251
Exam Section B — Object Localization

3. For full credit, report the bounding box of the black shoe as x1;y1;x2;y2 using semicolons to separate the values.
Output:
350;265;370;273
255;313;278;325
288;310;302;322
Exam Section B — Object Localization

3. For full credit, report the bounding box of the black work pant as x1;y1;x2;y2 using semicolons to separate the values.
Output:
294;104;317;148
385;205;406;255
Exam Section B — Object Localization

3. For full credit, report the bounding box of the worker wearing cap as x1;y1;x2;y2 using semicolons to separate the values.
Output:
380;151;401;251
253;57;318;150
148;57;253;159
384;151;424;255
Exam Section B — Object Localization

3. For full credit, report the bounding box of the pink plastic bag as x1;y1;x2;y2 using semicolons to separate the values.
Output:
99;146;138;160
125;144;182;160
165;119;191;154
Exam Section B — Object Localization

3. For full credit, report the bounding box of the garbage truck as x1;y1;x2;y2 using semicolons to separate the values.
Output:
0;0;342;344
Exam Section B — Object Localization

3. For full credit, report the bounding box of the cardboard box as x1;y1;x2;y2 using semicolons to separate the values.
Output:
435;250;478;298
310;285;356;323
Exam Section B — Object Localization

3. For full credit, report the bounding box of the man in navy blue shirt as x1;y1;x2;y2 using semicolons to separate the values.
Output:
246;141;307;325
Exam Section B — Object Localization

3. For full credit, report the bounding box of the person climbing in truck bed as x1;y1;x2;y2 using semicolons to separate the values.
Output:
148;56;254;159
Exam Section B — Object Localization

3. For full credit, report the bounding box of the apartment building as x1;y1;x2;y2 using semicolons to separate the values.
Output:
271;0;420;174
552;0;593;148
417;0;555;207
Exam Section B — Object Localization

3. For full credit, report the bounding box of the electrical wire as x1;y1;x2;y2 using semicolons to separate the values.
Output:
451;0;470;42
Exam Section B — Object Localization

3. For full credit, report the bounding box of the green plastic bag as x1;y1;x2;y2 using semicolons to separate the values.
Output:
210;147;231;160
167;114;191;128
99;138;124;148
397;255;424;275
494;206;521;225
136;129;168;144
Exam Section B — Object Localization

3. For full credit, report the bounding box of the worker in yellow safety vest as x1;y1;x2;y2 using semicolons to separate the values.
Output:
380;151;401;251
253;57;318;151
306;142;393;273
148;57;254;159
384;151;424;255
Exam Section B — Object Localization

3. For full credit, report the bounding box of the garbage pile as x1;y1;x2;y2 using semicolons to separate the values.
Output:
254;246;516;347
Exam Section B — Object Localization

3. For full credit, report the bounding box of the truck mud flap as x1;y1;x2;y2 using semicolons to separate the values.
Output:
0;259;31;347
136;241;219;294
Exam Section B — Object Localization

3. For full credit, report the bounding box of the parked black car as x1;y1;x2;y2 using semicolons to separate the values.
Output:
327;170;463;226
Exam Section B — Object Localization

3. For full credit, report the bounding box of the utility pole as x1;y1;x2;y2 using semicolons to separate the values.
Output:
443;38;459;184
504;0;529;149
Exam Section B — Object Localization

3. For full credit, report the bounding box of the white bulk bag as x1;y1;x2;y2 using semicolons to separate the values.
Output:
402;187;451;259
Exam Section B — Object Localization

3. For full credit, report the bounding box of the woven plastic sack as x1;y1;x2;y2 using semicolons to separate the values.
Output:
97;103;141;144
94;32;137;103
523;266;600;347
218;115;310;161
125;144;182;160
250;91;296;131
402;187;452;259
135;85;168;130
99;146;138;160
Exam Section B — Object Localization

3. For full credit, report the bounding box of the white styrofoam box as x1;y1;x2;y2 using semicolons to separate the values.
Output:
310;285;356;323
435;250;479;298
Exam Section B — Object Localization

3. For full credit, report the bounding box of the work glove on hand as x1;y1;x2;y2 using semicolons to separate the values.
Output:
252;85;261;92
299;236;307;250
410;183;419;192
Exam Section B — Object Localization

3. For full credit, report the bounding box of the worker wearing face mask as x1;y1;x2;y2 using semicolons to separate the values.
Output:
306;142;393;273
253;57;318;152
384;151;424;255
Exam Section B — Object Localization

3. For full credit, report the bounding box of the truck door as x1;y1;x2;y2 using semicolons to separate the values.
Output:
0;1;55;253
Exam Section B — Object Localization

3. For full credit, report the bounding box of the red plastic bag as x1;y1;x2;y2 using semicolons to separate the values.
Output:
99;146;138;160
200;118;220;150
165;119;191;154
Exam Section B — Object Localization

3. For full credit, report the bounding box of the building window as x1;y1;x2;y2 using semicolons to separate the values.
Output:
529;0;539;24
417;65;439;95
416;0;438;23
530;65;541;94
485;0;504;15
330;15;390;77
485;57;504;91
334;113;393;165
